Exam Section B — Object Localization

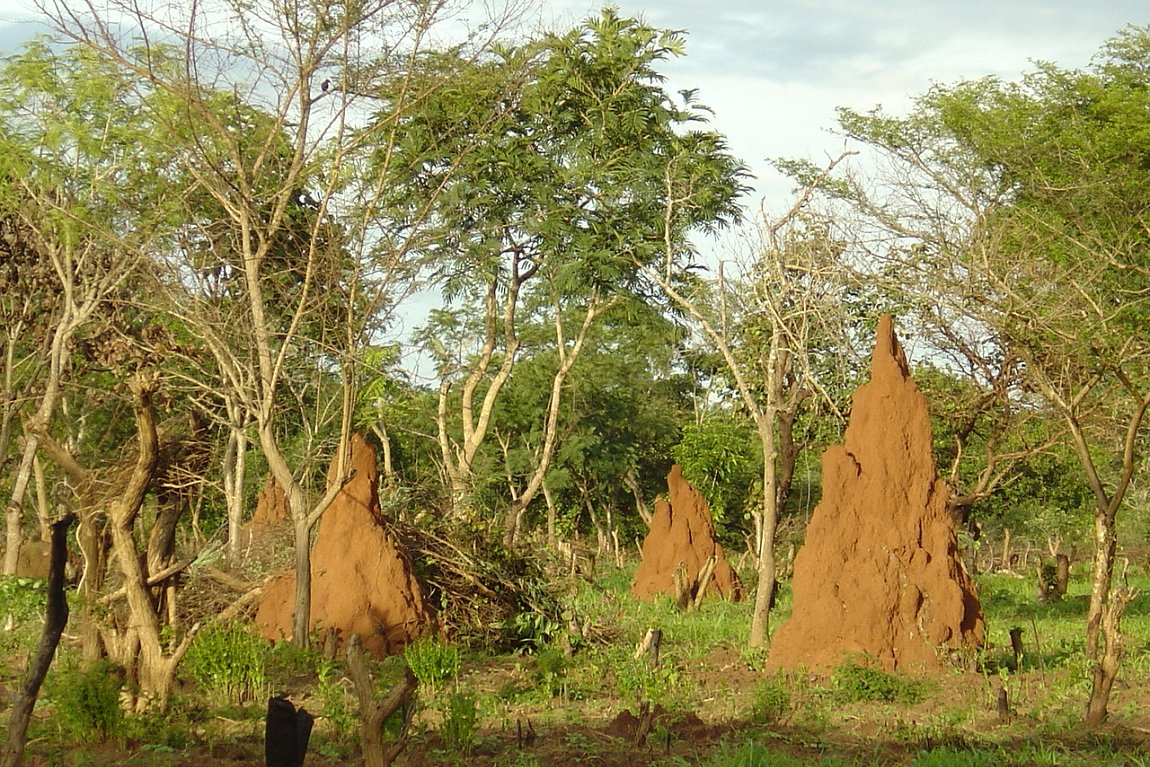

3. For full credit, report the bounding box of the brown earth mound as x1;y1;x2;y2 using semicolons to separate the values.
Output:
11;539;50;579
767;315;983;672
254;434;433;655
252;474;289;527
631;465;742;604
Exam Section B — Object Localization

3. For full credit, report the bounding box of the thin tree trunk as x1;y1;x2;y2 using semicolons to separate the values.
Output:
749;416;779;648
501;295;610;548
1085;510;1117;659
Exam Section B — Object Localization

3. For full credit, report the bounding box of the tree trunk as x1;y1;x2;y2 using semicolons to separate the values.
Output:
1;514;73;767
543;479;558;548
1085;510;1117;660
500;296;607;548
347;634;417;767
749;339;784;649
3;308;77;574
623;469;652;527
223;419;248;562
748;436;779;648
1086;586;1135;726
291;516;313;647
3;438;37;574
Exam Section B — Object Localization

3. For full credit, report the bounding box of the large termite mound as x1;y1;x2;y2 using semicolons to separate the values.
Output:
254;434;433;655
767;315;983;672
631;465;742;604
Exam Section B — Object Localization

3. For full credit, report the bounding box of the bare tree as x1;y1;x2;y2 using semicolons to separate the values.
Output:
643;153;855;648
38;0;521;645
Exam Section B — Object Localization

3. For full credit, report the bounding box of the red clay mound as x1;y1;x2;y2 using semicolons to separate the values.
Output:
254;434;433;655
767;315;983;672
252;474;289;527
631;465;742;604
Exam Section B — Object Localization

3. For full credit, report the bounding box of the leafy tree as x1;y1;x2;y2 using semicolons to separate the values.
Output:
672;414;758;534
487;299;689;550
831;25;1150;723
38;0;526;648
642;164;858;647
0;40;179;574
384;9;747;541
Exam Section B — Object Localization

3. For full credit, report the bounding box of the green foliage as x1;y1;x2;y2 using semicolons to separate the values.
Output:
439;689;480;755
316;660;357;742
532;645;567;698
829;660;929;705
909;749;1002;767
676;740;847;767
44;657;125;742
613;653;685;706
181;621;268;705
403;635;461;691
500;609;562;652
265;639;322;684
672;414;759;529
750;673;792;725
0;575;47;621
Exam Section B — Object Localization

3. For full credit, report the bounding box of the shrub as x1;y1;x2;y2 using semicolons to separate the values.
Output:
316;660;357;742
44;657;125;742
440;689;479;755
0;575;48;621
404;635;460;692
181;621;268;705
830;660;928;705
750;673;791;724
533;645;567;698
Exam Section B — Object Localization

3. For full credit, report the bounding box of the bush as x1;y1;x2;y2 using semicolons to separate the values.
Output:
440;689;479;755
404;635;460;692
0;575;48;621
830;660;928;705
750;673;791;724
181;621;268;705
44;657;125;742
533;645;567;698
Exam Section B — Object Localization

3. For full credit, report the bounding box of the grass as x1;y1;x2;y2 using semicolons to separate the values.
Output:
5;559;1150;766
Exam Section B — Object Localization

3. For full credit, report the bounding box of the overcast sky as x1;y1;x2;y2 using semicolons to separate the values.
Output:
1;0;1144;205
533;1;1148;207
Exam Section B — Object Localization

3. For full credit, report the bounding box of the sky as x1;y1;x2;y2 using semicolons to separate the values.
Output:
1;0;1144;204
0;0;1146;368
530;0;1148;208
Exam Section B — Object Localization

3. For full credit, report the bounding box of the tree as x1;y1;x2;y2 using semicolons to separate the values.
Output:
387;9;747;538
641;154;857;648
831;26;1150;723
486;299;689;550
0;41;173;574
39;0;518;646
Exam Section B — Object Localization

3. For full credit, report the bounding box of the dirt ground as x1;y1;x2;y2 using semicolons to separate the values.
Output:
8;639;1150;767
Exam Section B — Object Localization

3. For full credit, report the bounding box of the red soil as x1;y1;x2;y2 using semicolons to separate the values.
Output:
631;464;742;603
254;434;433;655
767;315;984;672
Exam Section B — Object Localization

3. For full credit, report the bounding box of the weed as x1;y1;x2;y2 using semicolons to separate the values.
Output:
830;660;929;705
404;635;461;693
909;747;1000;767
613;652;686;706
0;574;47;620
440;689;480;755
676;739;838;766
750;673;791;724
266;639;321;683
501;609;562;652
492;753;544;767
43;656;125;742
316;660;357;741
181;620;268;705
533;645;567;698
